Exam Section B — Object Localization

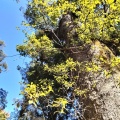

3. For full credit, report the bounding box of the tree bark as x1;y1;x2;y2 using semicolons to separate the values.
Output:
48;13;120;120
58;14;120;119
72;40;120;120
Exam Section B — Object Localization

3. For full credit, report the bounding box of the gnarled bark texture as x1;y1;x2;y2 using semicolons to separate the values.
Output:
80;41;120;120
54;13;120;120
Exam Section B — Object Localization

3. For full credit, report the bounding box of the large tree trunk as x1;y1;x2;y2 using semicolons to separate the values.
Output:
71;40;120;120
49;13;120;120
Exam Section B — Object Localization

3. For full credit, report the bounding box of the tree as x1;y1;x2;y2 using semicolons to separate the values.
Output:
16;0;120;119
0;41;7;73
0;89;9;120
0;41;8;119
0;109;9;120
0;88;7;110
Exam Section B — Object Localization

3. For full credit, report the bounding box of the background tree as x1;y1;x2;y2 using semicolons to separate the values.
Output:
16;0;120;120
0;89;9;120
0;88;7;110
0;41;7;73
0;40;8;119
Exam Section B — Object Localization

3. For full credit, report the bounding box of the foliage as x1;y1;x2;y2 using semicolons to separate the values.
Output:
0;88;7;110
0;40;7;73
0;110;9;120
24;0;120;54
0;40;8;120
0;88;8;120
16;0;120;119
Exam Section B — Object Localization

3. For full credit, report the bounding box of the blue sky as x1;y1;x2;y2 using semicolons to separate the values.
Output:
0;0;30;113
